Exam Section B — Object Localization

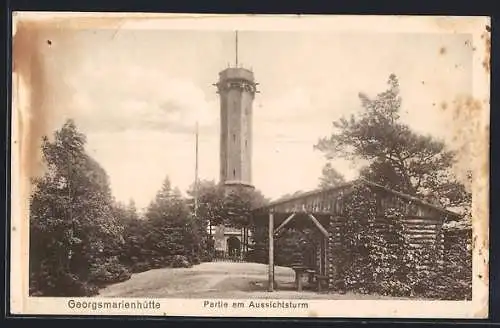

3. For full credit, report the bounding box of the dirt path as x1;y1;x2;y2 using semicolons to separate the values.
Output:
99;262;405;300
99;262;293;298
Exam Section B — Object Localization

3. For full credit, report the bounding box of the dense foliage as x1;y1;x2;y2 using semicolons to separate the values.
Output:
312;74;472;299
187;180;268;229
29;120;207;296
337;183;415;296
29;120;128;296
336;183;471;300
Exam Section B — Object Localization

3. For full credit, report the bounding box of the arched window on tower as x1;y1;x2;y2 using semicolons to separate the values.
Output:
233;134;236;143
233;169;236;178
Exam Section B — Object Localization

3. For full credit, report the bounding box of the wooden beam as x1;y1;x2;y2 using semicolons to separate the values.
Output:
268;210;274;292
307;213;329;237
273;212;296;235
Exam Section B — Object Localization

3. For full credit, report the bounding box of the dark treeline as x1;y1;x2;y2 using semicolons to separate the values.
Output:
28;120;263;297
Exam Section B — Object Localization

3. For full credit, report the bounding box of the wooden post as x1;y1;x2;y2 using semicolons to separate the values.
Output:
268;210;274;292
296;271;303;292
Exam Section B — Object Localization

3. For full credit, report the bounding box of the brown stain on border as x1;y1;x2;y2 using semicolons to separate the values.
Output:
13;21;48;182
481;31;491;73
443;95;490;309
12;20;47;311
13;18;117;308
431;17;482;33
13;14;250;31
12;13;491;316
12;17;127;180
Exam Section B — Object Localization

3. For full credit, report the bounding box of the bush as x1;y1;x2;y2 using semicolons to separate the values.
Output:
171;255;192;268
89;257;131;288
190;256;201;265
245;246;268;264
30;267;99;297
415;231;472;300
338;184;446;298
200;252;214;263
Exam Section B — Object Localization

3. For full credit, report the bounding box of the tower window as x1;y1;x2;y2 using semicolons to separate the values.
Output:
233;169;236;178
233;134;236;142
245;140;248;148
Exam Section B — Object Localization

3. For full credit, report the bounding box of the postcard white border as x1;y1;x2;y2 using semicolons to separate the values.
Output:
10;13;490;318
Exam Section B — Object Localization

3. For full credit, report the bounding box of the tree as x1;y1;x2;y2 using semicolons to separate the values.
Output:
115;199;149;270
276;190;304;201
186;180;225;231
314;74;471;211
222;189;252;229
318;162;346;189
125;199;139;221
187;181;269;229
144;176;196;268
29;119;127;296
222;187;269;228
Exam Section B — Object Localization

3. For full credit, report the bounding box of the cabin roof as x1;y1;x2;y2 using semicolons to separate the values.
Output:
252;178;462;220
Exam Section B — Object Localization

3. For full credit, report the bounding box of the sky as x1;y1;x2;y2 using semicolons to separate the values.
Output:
20;26;474;209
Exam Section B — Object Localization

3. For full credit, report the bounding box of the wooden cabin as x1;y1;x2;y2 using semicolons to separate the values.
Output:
251;178;462;292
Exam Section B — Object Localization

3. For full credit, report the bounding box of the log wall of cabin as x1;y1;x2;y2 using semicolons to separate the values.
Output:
327;216;345;289
375;191;446;270
253;184;451;292
324;190;447;290
314;233;328;277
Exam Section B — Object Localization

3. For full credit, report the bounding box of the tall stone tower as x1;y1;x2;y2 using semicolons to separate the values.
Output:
214;32;258;194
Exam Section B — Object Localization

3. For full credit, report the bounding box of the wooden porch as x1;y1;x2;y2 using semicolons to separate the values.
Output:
255;210;331;292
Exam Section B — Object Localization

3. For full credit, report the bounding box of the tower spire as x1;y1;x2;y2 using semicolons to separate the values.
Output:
235;30;238;67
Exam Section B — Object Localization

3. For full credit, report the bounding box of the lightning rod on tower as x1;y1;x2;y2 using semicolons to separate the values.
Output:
235;30;238;67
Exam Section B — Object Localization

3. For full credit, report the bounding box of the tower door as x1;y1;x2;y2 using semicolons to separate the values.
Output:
227;236;241;257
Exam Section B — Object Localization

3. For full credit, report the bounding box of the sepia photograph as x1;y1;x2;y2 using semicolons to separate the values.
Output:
10;13;490;317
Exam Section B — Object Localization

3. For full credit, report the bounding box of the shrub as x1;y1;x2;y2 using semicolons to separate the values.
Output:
30;267;99;297
88;257;131;287
245;245;267;264
338;184;445;298
190;256;201;265
200;252;214;263
171;255;192;268
415;229;472;300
